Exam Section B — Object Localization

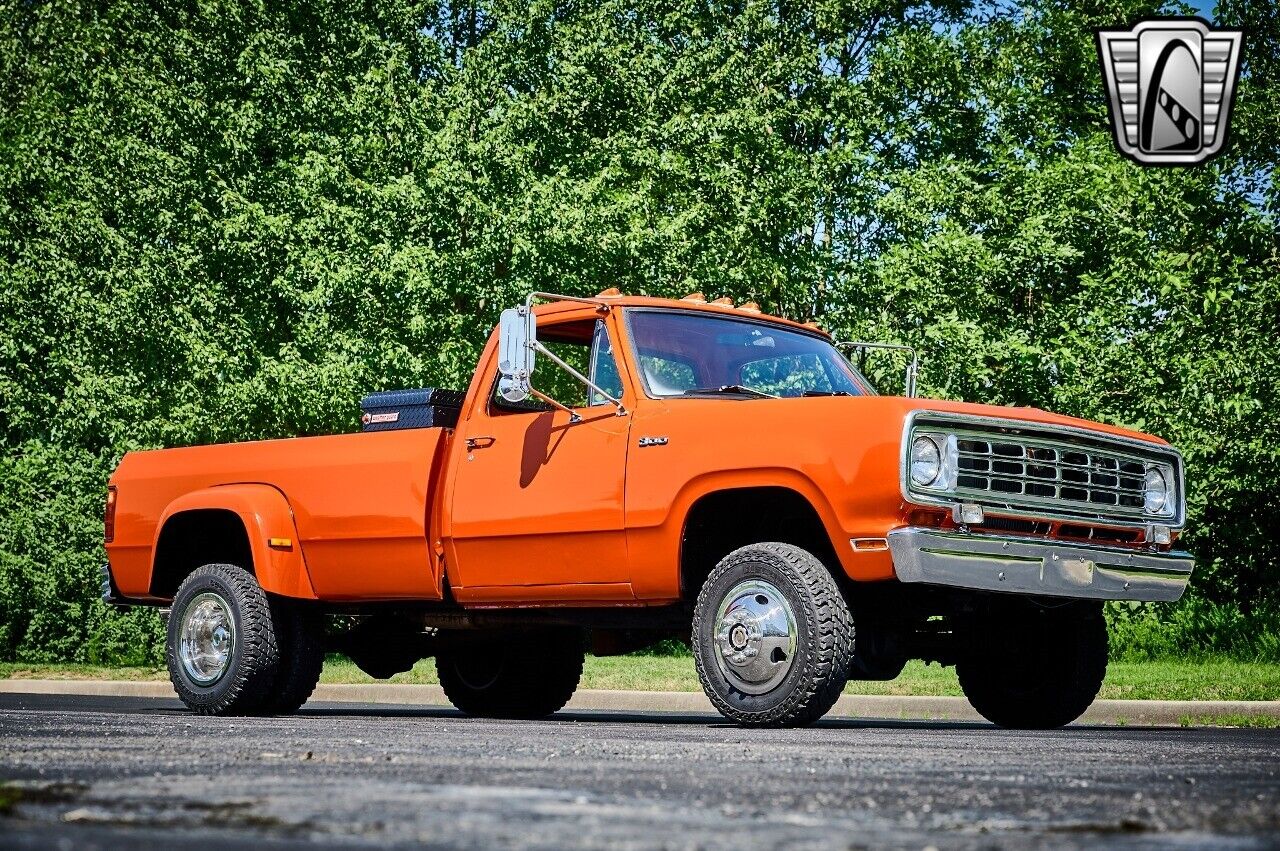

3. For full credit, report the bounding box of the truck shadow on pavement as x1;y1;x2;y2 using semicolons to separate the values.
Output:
290;704;1167;733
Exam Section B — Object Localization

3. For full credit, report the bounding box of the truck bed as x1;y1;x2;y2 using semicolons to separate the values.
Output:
108;428;449;601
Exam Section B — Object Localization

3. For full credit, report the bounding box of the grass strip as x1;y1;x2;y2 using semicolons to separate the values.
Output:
3;657;1278;702
1178;714;1280;729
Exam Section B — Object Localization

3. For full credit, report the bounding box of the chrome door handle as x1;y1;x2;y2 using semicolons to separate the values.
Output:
466;436;496;450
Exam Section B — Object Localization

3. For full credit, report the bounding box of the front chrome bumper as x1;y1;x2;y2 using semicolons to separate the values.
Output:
886;527;1193;602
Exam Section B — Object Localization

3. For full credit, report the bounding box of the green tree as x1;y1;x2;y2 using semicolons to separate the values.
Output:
1;0;1275;662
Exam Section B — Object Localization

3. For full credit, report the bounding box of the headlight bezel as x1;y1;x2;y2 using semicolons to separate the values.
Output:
1143;464;1175;517
910;435;942;487
907;430;957;492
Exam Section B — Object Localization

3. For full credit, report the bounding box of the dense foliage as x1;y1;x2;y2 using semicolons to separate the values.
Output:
1;0;1276;663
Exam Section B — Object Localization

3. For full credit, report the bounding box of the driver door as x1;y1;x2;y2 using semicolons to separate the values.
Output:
445;315;633;601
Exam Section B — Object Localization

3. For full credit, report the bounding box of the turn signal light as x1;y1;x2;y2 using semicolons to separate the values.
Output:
711;297;733;306
104;486;118;543
739;301;761;313
952;503;985;525
681;292;707;303
597;287;622;297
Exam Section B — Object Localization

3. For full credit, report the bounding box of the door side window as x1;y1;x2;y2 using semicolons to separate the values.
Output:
491;318;623;413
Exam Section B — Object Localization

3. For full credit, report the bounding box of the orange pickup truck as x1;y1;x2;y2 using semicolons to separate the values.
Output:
103;291;1193;728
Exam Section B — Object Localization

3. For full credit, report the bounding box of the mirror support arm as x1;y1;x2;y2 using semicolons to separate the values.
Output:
527;386;582;423
837;341;920;398
525;292;612;313
531;340;628;416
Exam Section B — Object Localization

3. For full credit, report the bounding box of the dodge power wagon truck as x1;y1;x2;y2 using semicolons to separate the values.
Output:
103;291;1193;728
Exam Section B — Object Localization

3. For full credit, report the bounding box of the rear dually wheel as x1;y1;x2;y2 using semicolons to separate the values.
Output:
436;627;584;719
166;563;281;716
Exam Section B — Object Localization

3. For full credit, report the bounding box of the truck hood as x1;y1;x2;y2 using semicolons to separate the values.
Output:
873;396;1170;447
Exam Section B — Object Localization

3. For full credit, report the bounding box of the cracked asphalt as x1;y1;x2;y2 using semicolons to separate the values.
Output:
0;693;1277;849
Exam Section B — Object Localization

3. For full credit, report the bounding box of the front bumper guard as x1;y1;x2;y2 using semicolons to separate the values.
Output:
886;527;1193;602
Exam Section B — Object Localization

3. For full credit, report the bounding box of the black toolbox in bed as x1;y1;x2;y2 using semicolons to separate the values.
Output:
359;387;466;431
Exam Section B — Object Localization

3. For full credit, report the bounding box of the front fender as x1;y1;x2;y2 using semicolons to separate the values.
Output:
154;484;318;599
627;467;892;599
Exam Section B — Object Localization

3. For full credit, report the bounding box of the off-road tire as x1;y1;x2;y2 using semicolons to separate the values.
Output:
957;603;1108;729
261;599;325;715
436;628;583;719
692;542;855;728
166;564;281;716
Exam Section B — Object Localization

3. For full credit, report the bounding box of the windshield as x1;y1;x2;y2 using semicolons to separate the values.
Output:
626;310;872;398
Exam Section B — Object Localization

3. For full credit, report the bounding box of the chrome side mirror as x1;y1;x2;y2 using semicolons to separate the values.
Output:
496;294;628;419
497;306;535;403
838;342;920;398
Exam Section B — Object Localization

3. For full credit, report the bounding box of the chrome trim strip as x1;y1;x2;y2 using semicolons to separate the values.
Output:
898;410;1187;530
887;527;1193;602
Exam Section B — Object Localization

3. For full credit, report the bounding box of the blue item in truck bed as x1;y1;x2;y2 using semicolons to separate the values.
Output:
359;387;465;431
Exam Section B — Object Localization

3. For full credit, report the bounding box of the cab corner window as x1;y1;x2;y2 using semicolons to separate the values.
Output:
588;320;624;406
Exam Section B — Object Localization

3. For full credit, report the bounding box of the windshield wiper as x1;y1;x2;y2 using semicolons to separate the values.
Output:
800;390;852;397
681;385;778;399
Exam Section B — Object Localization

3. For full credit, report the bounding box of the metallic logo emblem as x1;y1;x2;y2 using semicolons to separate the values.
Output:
1096;18;1243;165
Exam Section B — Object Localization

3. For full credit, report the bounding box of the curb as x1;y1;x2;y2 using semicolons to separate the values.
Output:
3;679;1278;726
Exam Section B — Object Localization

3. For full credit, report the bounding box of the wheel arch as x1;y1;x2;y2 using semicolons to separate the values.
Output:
151;485;317;600
676;477;846;601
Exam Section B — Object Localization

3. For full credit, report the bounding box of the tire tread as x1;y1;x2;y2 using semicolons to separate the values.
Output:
957;607;1108;729
692;542;854;728
166;563;280;716
437;629;583;719
261;599;325;715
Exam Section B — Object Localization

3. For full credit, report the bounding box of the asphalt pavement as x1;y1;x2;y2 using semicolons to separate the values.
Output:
1;693;1277;849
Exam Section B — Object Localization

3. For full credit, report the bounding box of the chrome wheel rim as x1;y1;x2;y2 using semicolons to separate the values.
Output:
179;592;235;686
712;580;797;695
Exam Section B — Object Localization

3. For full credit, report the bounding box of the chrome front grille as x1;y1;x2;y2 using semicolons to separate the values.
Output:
954;437;1148;515
904;412;1185;528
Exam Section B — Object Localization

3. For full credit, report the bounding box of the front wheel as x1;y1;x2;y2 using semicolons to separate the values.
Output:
692;542;855;727
957;602;1108;729
436;628;583;719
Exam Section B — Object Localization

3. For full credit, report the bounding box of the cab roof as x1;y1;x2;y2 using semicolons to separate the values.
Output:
530;290;829;337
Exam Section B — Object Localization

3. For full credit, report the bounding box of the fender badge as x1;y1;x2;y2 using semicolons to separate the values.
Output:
638;436;669;447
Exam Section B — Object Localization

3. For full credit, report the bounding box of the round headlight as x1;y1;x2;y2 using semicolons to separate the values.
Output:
911;436;942;487
1143;467;1169;514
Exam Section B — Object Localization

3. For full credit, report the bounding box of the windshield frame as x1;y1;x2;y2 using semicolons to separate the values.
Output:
620;307;877;400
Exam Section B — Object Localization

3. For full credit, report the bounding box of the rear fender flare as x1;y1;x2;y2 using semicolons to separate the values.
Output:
153;484;318;599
